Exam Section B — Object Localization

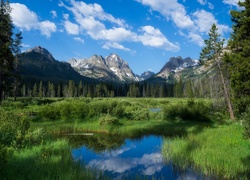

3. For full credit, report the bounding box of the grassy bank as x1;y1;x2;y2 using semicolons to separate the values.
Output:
162;123;250;179
1;139;101;179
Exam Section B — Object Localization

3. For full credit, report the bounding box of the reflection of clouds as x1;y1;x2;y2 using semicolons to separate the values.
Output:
139;153;163;175
89;157;137;173
104;144;136;157
88;152;163;175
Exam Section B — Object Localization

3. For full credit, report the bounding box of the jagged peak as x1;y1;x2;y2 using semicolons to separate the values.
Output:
26;46;55;61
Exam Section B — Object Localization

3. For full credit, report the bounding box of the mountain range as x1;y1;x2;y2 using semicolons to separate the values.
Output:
20;46;202;84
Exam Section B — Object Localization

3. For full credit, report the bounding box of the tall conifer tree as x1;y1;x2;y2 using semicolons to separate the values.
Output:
0;0;14;101
226;0;250;114
200;24;235;120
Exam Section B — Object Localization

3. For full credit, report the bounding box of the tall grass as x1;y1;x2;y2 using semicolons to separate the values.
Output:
0;139;101;179
162;123;250;179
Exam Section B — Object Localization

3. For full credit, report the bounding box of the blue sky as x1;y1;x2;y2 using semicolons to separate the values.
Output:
10;0;242;75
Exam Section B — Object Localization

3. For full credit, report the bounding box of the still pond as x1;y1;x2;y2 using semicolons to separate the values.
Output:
67;133;211;179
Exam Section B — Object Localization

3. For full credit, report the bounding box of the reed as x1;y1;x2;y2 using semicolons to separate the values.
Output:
162;123;250;179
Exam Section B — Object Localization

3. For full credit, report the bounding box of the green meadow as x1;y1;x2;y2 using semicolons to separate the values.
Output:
0;97;249;179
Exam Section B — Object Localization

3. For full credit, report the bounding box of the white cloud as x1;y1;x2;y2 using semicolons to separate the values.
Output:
10;3;38;30
197;0;206;5
99;28;136;42
193;10;216;33
38;21;56;37
50;10;57;19
74;37;84;44
223;0;245;7
193;10;231;35
10;3;56;38
208;2;214;9
62;1;179;52
138;26;180;51
88;152;163;175
188;32;204;47
68;0;126;28
21;43;30;48
102;42;131;51
197;0;214;9
136;0;194;29
64;21;80;35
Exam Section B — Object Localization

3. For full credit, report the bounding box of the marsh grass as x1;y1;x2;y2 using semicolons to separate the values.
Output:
162;123;250;179
0;139;102;179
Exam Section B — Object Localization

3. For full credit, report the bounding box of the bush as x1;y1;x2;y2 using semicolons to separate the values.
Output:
24;128;47;146
163;100;211;122
99;114;119;126
0;109;30;167
131;108;149;121
242;106;250;139
38;104;60;120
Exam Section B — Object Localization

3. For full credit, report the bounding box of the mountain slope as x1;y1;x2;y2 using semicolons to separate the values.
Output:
68;53;138;82
20;46;95;83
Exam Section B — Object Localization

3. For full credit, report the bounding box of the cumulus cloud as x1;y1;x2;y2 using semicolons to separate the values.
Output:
136;0;194;29
102;42;131;51
136;0;230;47
64;20;80;35
188;32;204;47
138;26;180;51
10;3;56;38
223;0;245;7
193;10;231;35
61;0;178;52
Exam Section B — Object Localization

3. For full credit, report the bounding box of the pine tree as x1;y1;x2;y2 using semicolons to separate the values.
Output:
12;32;22;101
226;0;250;114
200;23;235;120
0;0;14;102
38;81;43;98
32;83;38;97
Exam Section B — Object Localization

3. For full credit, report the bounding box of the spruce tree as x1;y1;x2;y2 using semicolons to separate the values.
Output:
12;32;22;101
0;0;14;102
200;23;235;120
226;0;250;114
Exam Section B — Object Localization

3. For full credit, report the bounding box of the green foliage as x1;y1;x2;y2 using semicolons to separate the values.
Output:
131;108;149;121
226;1;250;115
24;128;47;146
99;114;119;126
242;106;250;139
163;100;211;122
0;109;30;168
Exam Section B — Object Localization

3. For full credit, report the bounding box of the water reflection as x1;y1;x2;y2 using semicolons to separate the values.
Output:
70;134;209;179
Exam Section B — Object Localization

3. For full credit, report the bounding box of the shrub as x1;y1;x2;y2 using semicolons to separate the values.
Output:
99;114;119;126
38;104;60;120
131;108;149;121
163;100;211;122
24;128;47;146
0;110;30;167
242;106;250;139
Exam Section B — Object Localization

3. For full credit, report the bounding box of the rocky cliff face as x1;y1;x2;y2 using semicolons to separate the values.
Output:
156;56;199;79
68;53;139;82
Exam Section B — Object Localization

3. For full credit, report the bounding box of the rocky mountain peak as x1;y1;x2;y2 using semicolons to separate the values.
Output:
26;46;55;61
